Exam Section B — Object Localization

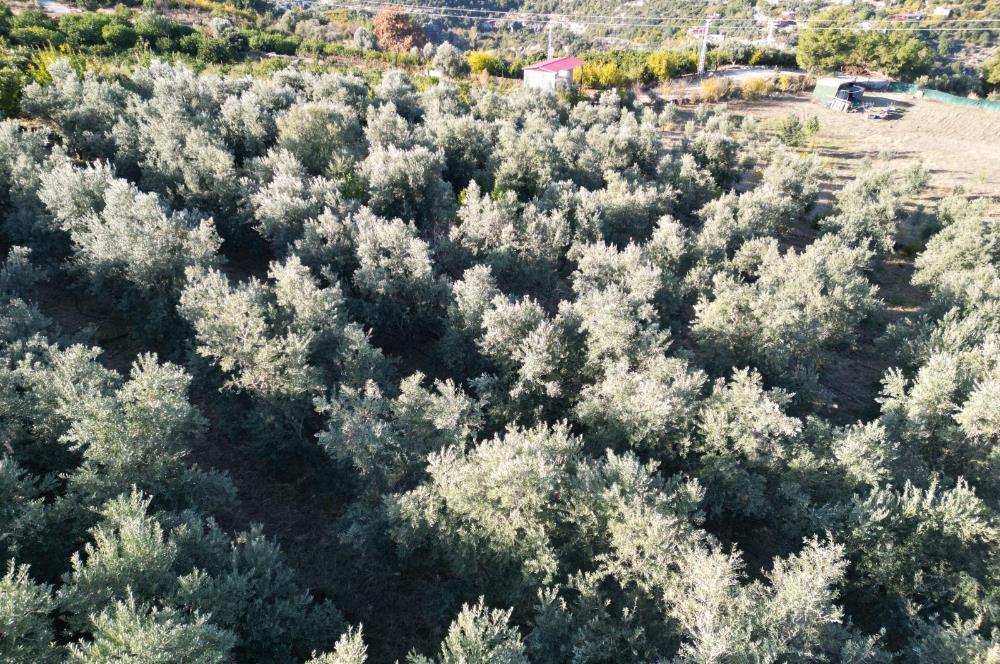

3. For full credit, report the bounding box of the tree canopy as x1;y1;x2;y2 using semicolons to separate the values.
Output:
0;56;995;664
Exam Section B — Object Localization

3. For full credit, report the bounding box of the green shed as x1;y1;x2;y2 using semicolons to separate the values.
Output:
813;77;865;111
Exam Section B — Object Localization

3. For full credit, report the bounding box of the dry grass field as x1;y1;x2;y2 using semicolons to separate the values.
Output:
734;91;1000;208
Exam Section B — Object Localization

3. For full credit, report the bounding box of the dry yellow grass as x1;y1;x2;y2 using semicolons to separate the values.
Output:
733;92;1000;206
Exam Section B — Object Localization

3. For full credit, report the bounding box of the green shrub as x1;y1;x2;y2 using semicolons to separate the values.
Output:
245;30;300;55
778;113;805;146
12;9;55;31
199;35;238;63
0;6;12;38
11;26;64;48
0;66;23;118
59;13;111;47
177;33;201;55
102;23;138;50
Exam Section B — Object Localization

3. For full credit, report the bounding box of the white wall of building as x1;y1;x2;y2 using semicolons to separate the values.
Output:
523;68;575;90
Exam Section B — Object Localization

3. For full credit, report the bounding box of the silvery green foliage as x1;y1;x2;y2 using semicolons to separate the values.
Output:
474;296;574;421
308;626;368;664
904;617;1000;663
422;108;495;190
180;256;384;408
68;598;235;664
819;165;927;254
575;355;706;459
21;59;130;159
249;148;350;251
0;562;59;664
0;344;234;552
664;538;882;663
912;197;999;295
0;343;118;463
693;184;797;264
689;130;740;185
843;478;999;635
352;211;446;331
408;599;527;664
219;89;282;163
375;70;422;122
760;147;824;212
361;144;454;230
316;371;480;494
565;240;676;374
692;367;804;519
311;73;370;116
37;160;116;238
0;456;48;562
12;61;1000;662
364;102;418;150
386;422;584;596
112;68;237;214
60;490;342;662
0;120;63;252
294;208;358;274
578;107;661;177
60;353;232;510
876;196;1000;509
435;265;501;376
277;101;364;176
572;174;672;247
0;246;42;298
431;42;470;79
663;153;719;218
693;235;878;384
644;215;690;315
829;421;900;490
389;420;744;643
421;80;463;118
58;491;184;631
449;182;569;291
493;115;561;200
68;178;221;327
353;26;377;50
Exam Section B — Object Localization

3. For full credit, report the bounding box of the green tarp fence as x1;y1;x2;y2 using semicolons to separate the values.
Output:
886;82;1000;111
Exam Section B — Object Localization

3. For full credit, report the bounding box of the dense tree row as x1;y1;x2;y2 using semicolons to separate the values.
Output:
1;58;997;663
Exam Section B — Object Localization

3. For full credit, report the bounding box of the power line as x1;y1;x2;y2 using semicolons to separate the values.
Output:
318;0;1000;26
318;2;1000;32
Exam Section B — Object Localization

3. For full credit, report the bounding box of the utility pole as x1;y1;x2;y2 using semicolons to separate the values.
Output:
697;16;712;75
767;18;775;47
547;23;554;59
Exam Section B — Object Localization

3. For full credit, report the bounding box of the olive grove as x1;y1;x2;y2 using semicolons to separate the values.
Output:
0;59;997;664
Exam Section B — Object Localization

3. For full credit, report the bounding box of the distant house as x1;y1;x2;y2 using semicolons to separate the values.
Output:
522;56;585;90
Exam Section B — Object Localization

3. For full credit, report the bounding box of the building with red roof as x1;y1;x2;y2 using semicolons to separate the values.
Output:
523;56;585;90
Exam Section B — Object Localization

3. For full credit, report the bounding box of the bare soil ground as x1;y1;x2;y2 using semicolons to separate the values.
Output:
733;92;1000;209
